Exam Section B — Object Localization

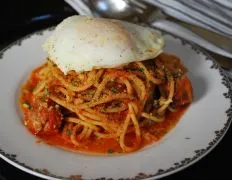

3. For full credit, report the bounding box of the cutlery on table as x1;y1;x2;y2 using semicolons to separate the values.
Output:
65;0;232;69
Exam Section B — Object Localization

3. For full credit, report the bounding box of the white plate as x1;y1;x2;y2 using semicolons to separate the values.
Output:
0;28;231;180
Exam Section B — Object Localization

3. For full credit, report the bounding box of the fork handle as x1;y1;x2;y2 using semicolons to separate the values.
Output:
150;18;232;59
166;16;232;54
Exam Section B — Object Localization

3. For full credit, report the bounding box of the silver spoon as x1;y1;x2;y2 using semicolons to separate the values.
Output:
88;0;232;63
88;0;136;20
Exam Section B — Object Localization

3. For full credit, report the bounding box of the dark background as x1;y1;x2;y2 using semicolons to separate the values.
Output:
0;1;231;179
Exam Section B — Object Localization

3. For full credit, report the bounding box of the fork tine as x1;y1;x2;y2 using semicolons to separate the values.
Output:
125;0;156;22
128;0;148;10
124;0;145;14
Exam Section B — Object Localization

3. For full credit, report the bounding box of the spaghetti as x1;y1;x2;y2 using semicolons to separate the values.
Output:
20;53;193;154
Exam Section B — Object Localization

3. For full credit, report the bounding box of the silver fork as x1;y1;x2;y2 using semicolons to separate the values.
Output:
125;0;152;16
123;0;232;68
85;0;232;68
125;0;154;16
124;0;232;78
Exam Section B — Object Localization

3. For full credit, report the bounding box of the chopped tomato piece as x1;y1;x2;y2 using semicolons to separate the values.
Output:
173;77;193;106
24;97;62;135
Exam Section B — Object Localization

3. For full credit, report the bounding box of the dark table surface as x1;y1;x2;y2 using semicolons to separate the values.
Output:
1;1;232;180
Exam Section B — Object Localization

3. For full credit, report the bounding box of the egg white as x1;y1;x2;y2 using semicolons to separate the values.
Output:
43;15;164;74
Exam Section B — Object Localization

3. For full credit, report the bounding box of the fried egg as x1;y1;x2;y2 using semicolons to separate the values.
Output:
43;15;164;74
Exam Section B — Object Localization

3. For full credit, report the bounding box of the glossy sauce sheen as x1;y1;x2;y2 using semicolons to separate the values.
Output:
39;106;188;155
20;64;190;155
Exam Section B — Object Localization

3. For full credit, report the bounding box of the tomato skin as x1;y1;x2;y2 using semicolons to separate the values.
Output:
173;77;193;106
24;97;62;136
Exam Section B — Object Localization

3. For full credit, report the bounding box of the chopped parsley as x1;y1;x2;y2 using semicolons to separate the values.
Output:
44;89;50;96
110;87;119;94
173;71;182;78
71;79;78;86
66;129;72;136
40;89;49;102
138;67;144;72
173;69;184;79
153;100;159;109
22;102;32;110
40;96;47;102
112;102;121;108
87;90;94;96
107;149;114;154
127;67;144;72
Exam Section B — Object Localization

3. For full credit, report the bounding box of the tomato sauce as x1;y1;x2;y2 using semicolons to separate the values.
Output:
21;100;189;155
20;63;192;155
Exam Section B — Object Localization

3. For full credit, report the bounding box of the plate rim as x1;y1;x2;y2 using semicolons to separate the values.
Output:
1;27;232;180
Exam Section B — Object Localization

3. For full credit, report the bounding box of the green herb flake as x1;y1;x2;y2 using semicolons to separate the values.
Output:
71;79;78;86
107;149;114;154
87;90;94;96
40;89;49;102
66;129;72;136
44;89;50;96
112;103;121;108
22;102;32;110
127;67;144;72
40;96;47;102
110;87;119;94
153;100;159;108
172;72;181;78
